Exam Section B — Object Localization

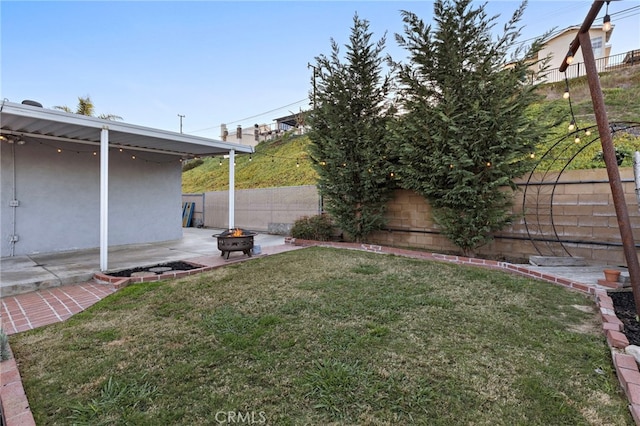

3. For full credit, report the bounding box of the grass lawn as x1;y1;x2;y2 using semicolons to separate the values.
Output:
10;247;632;425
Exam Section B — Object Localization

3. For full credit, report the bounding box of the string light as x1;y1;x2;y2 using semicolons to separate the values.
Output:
563;77;570;99
585;129;592;136
574;136;581;144
486;162;491;167
603;1;612;32
565;50;574;65
131;155;136;160
530;153;535;159
57;148;62;153
568;119;576;131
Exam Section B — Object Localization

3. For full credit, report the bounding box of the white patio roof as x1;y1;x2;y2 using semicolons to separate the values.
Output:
1;100;247;270
0;100;253;157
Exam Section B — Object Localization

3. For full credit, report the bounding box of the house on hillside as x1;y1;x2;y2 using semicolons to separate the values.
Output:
529;24;614;82
220;110;308;146
0;100;252;270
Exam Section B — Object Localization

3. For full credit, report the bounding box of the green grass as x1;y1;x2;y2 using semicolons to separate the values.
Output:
182;134;318;193
11;248;632;424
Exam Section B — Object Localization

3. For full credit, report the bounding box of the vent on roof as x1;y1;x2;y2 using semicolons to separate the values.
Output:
21;100;43;107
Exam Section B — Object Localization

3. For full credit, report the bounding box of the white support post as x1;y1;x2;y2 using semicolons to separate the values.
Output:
100;126;109;271
228;149;235;230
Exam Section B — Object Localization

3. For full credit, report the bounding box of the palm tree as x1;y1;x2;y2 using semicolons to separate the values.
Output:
54;96;122;120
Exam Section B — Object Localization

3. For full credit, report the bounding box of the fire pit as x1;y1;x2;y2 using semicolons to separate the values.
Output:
214;228;257;259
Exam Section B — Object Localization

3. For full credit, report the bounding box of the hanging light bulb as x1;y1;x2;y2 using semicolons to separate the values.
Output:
530;153;536;159
296;159;300;168
585;129;592;136
574;136;581;144
219;157;223;166
568;119;576;131
249;155;252;162
563;90;570;99
566;50;574;65
603;14;611;32
603;1;612;32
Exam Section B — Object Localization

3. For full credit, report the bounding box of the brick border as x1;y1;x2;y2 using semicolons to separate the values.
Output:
93;261;215;289
0;347;35;426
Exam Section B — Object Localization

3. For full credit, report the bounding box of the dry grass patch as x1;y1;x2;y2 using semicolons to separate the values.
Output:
10;247;633;425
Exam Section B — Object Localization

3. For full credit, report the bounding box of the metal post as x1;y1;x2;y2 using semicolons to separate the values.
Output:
580;31;640;314
100;126;109;271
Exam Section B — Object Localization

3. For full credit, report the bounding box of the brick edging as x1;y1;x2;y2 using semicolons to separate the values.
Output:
92;261;216;289
0;346;36;426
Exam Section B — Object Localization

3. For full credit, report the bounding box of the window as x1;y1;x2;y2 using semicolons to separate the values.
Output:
591;36;603;59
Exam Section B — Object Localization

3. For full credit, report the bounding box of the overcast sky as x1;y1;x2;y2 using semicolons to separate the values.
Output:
2;1;639;139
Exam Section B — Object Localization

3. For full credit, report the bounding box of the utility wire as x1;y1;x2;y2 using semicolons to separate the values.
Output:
187;98;309;134
188;5;638;136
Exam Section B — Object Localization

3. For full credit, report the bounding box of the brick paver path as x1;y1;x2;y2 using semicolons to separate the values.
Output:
1;283;116;335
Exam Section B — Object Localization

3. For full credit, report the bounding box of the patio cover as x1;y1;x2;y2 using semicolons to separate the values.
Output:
0;100;253;270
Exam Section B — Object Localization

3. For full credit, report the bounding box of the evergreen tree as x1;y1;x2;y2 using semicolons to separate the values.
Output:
393;0;548;256
308;14;396;242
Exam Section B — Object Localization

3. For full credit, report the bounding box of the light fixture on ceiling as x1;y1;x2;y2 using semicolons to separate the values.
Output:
1;134;26;145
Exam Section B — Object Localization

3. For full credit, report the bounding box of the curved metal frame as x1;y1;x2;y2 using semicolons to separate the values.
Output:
522;121;640;257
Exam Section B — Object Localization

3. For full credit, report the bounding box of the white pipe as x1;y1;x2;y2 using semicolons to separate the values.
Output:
634;151;640;212
100;127;109;271
228;149;235;229
9;142;16;256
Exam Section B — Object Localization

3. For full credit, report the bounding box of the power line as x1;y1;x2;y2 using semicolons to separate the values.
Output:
513;5;640;48
187;98;309;134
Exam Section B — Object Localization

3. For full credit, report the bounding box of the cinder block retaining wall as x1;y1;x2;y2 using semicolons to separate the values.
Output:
183;186;321;233
183;168;640;265
369;168;640;265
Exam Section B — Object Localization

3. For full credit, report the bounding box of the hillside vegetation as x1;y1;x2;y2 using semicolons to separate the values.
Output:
182;66;640;193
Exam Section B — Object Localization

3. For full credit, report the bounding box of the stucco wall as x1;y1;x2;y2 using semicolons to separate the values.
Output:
1;139;182;257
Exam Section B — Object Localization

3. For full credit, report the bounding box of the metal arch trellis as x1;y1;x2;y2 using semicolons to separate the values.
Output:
522;121;640;257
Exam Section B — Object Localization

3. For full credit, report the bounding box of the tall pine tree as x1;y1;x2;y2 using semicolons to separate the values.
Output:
308;14;395;242
393;0;548;256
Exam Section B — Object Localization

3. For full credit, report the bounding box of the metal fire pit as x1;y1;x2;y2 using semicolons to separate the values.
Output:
214;229;257;259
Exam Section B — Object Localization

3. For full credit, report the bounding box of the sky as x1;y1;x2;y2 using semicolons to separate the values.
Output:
1;1;639;140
